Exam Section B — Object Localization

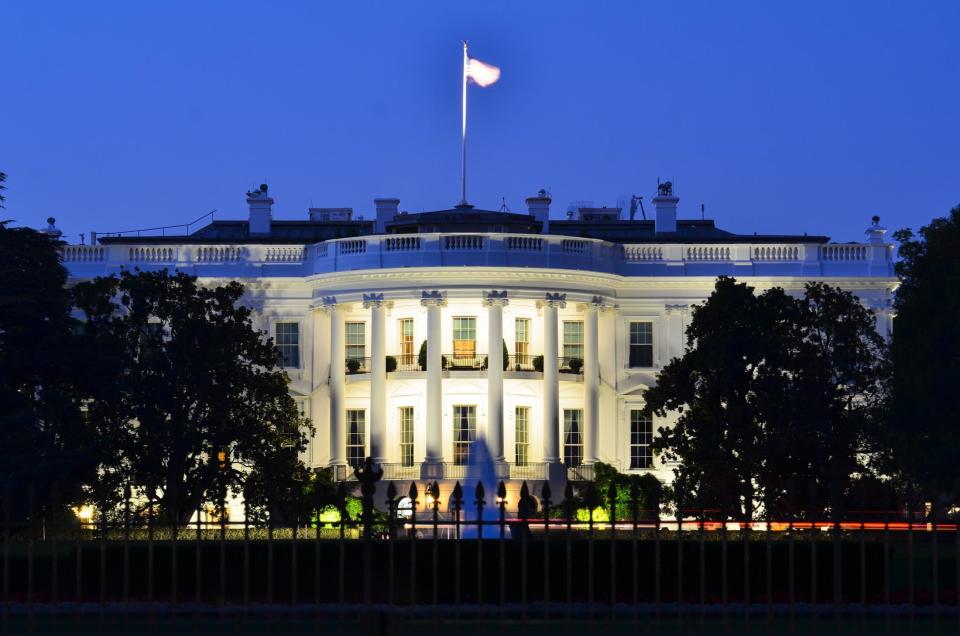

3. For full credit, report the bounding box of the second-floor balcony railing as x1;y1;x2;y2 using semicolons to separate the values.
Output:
443;354;488;371
558;357;584;374
391;354;420;372
345;357;371;374
507;354;540;372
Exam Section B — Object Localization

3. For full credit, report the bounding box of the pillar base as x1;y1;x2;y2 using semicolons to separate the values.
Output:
545;461;568;501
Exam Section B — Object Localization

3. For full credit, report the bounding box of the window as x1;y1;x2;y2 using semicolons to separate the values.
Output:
563;409;583;467
399;318;415;366
563;321;583;360
515;318;530;364
275;322;300;368
345;322;366;361
452;405;476;466
346;409;366;468
399;407;414;468
515;407;530;466
629;322;654;368
452;317;477;359
630;410;654;469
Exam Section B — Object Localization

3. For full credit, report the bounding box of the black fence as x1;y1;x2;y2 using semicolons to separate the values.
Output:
2;467;959;617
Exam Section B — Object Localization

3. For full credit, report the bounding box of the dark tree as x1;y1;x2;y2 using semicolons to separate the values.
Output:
0;222;95;518
645;277;887;520
73;270;312;524
884;207;960;517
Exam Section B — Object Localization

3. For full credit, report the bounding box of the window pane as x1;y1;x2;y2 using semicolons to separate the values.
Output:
347;409;366;469
346;322;366;360
276;322;300;368
399;406;414;467
629;410;654;469
453;317;477;358
399;319;415;364
453;405;476;466
629;321;654;367
515;406;529;466
563;321;584;360
515;318;530;360
563;409;583;467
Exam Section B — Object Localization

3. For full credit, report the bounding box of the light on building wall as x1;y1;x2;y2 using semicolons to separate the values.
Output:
73;505;95;524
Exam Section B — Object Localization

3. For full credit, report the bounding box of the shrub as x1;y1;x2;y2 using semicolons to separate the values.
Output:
532;355;544;372
345;358;361;374
567;357;583;374
418;340;427;370
385;355;397;372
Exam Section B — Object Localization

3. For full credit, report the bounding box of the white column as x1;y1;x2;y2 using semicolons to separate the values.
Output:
325;298;346;467
665;304;690;363
583;297;603;465
542;293;565;465
484;291;508;463
421;291;446;477
365;293;387;465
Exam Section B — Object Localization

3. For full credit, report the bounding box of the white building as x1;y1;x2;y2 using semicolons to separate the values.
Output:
59;183;897;508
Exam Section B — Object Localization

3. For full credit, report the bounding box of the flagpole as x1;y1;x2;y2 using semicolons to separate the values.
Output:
460;40;468;207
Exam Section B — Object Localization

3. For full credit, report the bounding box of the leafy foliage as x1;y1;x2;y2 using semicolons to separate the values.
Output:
72;270;312;524
884;206;960;515
645;277;887;520
0;222;96;517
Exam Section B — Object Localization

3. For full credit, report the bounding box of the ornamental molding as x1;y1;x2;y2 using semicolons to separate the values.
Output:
482;290;509;307
319;296;339;312
362;292;386;309
543;292;567;309
664;303;690;315
420;290;447;307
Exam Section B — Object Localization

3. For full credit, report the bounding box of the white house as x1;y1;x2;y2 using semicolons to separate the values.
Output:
58;182;897;509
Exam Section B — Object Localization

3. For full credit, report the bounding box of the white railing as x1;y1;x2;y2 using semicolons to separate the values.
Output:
444;235;484;250
686;246;731;261
61;246;105;262
384;236;420;251
753;245;800;261
338;240;366;255
61;234;890;278
820;244;868;261
264;246;304;263
128;247;175;263
506;236;543;251
195;246;242;263
623;245;663;261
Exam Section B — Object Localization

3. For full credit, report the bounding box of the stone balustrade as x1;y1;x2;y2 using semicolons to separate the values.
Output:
59;232;893;279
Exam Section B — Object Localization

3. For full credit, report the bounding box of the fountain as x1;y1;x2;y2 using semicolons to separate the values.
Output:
460;434;511;539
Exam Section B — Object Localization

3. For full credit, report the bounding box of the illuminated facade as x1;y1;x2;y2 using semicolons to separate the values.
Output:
60;184;897;506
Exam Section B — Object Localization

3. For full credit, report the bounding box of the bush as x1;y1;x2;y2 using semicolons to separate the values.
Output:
503;339;510;371
418;340;427;370
346;358;361;374
567;357;583;374
385;355;397;372
532;355;544;372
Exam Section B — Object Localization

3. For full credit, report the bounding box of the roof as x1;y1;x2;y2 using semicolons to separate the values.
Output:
97;211;830;245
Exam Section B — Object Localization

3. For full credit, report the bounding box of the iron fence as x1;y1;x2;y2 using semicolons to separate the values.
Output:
2;466;959;619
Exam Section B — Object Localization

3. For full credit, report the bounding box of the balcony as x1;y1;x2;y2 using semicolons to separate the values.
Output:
507;354;540;372
443;354;488;371
330;461;550;482
381;462;420;480
344;357;371;374
558;357;584;374
566;463;595;482
390;354;420;372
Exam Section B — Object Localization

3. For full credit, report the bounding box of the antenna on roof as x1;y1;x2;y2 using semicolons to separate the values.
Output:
628;195;646;221
701;203;705;220
499;197;510;212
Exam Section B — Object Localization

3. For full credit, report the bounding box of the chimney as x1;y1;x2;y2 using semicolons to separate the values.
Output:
526;190;552;233
865;215;887;244
374;198;399;234
652;181;678;234
246;184;273;235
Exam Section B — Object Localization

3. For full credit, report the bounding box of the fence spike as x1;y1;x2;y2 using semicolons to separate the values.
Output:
497;481;507;501
452;481;463;508
386;481;397;502
407;481;418;502
541;481;552;505
475;480;485;503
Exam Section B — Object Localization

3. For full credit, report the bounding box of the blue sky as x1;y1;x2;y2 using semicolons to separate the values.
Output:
2;1;958;244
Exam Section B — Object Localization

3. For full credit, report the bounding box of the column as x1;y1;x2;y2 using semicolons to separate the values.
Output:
665;304;689;362
484;291;508;464
324;297;346;467
583;296;603;465
364;293;386;465
421;291;446;478
542;293;565;465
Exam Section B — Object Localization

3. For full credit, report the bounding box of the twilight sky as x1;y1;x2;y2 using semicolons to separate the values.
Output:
2;1;958;244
